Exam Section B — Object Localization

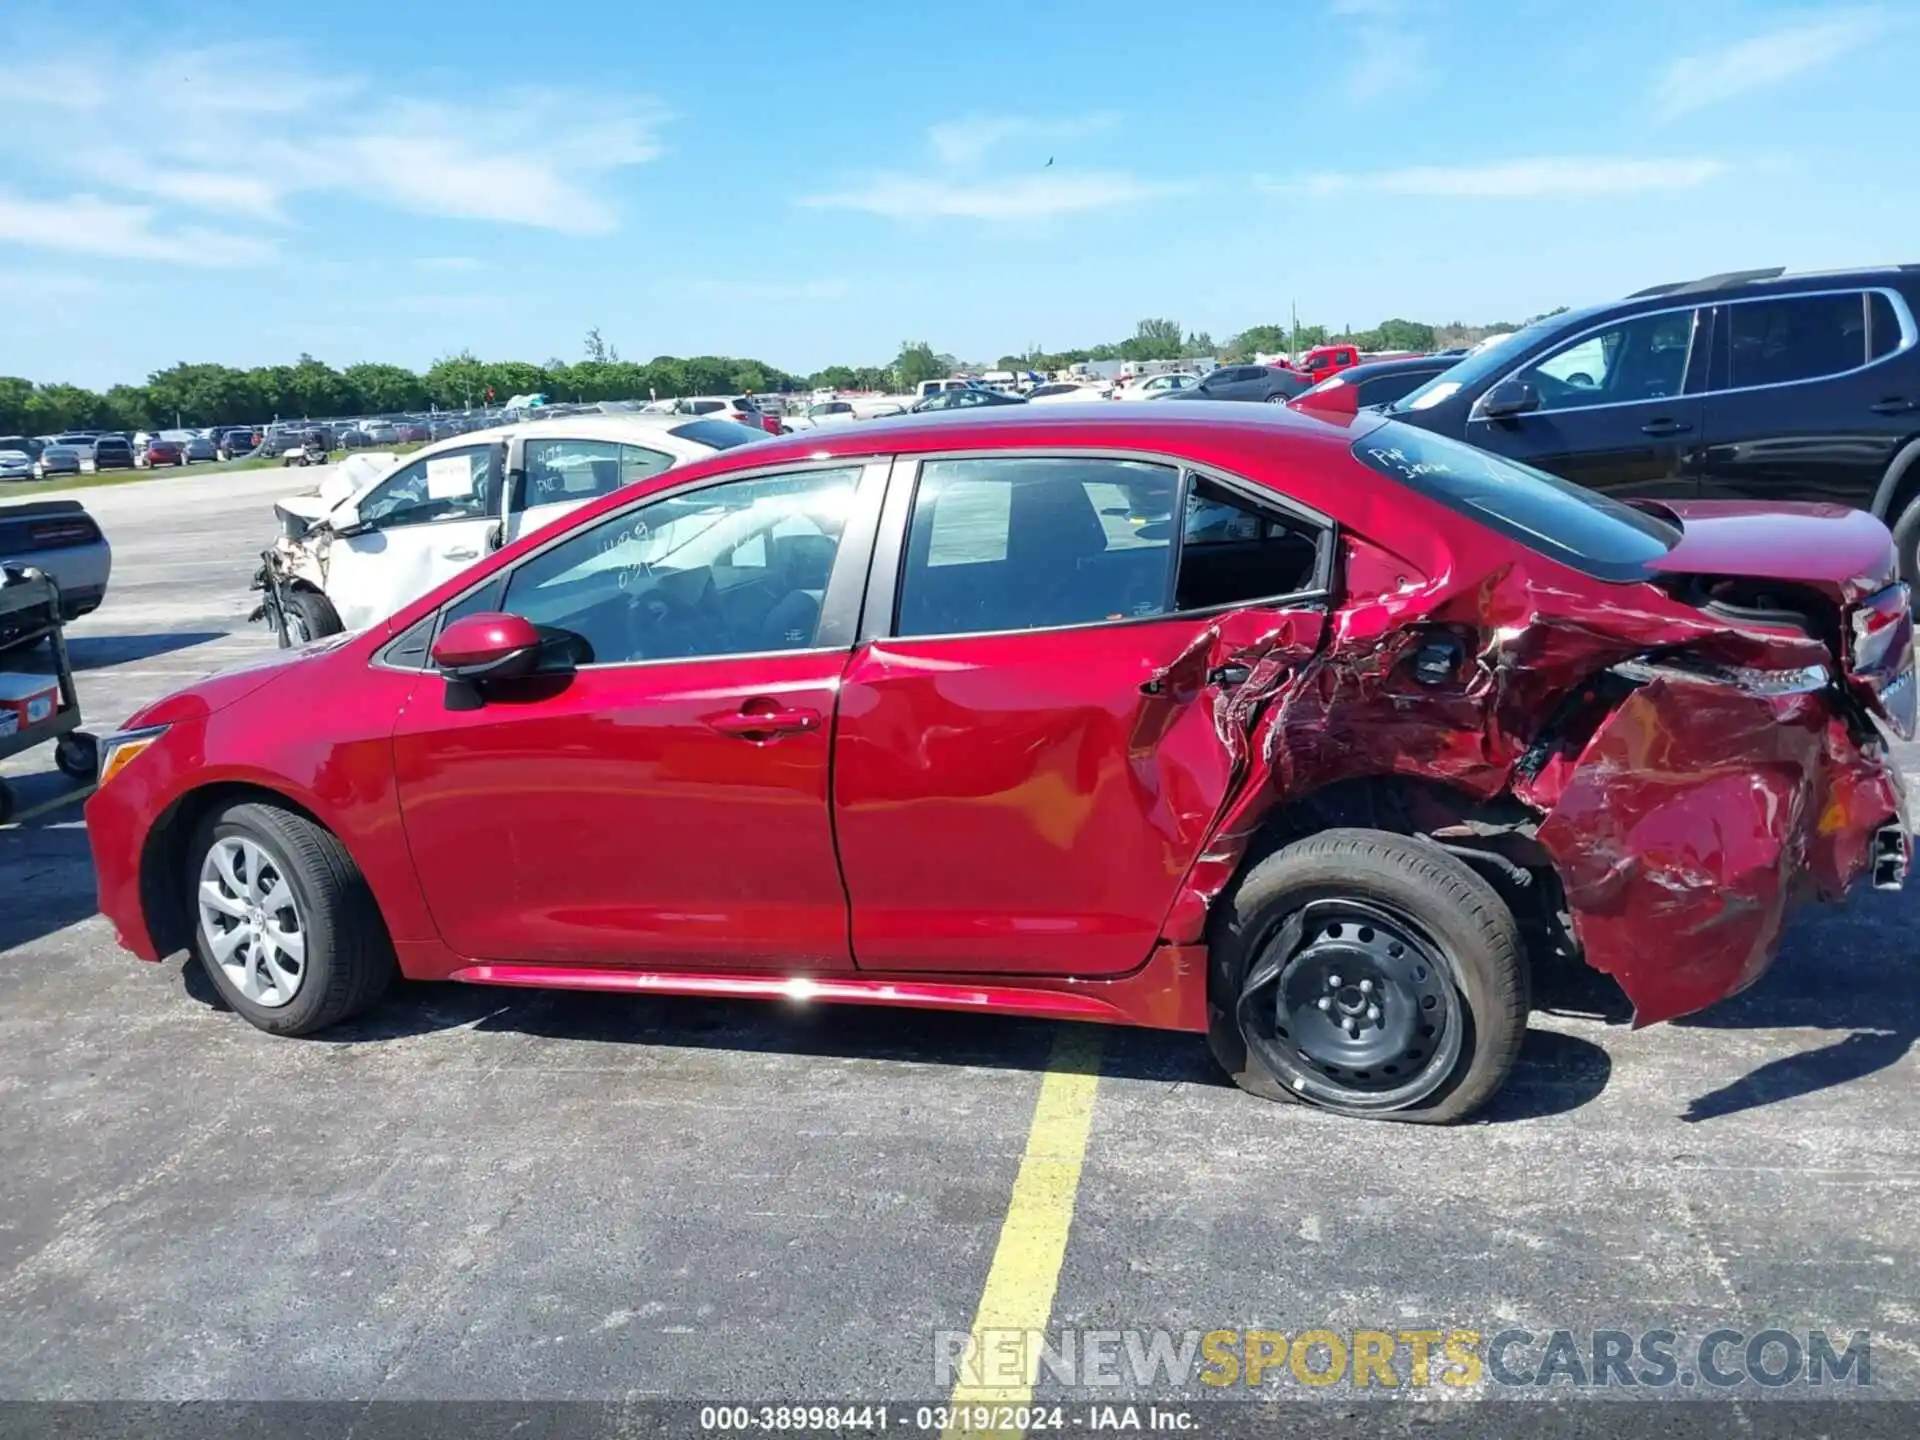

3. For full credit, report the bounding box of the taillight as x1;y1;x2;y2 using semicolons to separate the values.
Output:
28;521;96;546
1847;584;1916;739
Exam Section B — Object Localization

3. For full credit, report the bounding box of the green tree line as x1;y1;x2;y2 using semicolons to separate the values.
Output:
1;310;1561;436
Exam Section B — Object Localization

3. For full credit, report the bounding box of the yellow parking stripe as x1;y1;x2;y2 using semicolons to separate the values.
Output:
944;1025;1104;1438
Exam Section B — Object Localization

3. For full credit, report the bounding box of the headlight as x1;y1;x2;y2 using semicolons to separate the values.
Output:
96;724;169;787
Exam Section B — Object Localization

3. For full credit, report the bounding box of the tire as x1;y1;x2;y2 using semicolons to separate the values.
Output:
186;800;393;1036
54;733;97;780
1890;493;1920;594
1263;392;1290;403
281;589;343;645
1206;828;1529;1124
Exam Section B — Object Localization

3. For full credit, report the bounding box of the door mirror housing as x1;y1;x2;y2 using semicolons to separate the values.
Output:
1478;378;1540;420
431;611;543;682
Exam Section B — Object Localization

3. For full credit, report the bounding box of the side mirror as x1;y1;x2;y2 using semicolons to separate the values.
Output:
1478;378;1540;420
431;612;543;683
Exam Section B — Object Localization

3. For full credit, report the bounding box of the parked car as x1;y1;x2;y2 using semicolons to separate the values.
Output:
142;437;186;467
90;436;136;471
218;428;260;460
1296;344;1366;384
85;404;1912;1126
0;435;43;464
0;450;35;482
1156;364;1311;405
361;421;401;445
915;378;990;401
182;434;219;463
784;400;861;431
1026;382;1113;404
34;445;84;480
395;422;432;444
0;498;111;617
909;387;1027;412
1115;372;1200;401
1386;264;1920;579
1290;355;1461;417
257;412;768;641
670;396;775;433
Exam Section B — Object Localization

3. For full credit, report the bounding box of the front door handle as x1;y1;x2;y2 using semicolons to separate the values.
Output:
1871;397;1917;415
709;706;822;740
441;546;480;561
1640;419;1692;437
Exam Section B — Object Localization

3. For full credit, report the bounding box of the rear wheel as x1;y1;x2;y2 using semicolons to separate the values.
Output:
1207;828;1529;1123
187;801;393;1035
282;589;343;644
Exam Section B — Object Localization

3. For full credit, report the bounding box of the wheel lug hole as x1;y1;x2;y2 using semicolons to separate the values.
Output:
1358;978;1374;994
1327;973;1342;990
1316;996;1332;1011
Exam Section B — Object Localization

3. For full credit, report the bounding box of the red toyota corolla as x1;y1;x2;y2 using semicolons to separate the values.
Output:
86;404;1914;1122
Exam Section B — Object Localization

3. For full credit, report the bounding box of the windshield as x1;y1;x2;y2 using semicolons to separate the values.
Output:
1386;316;1571;413
1351;421;1678;581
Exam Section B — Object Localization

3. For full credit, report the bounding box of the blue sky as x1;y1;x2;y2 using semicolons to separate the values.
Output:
1;0;1914;388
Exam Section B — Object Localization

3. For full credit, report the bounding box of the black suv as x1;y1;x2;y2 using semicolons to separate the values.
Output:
1388;266;1920;575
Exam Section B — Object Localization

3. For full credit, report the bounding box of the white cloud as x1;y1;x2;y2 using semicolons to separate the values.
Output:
0;33;668;264
802;171;1179;221
1652;9;1886;120
1330;0;1426;102
1276;156;1729;199
0;191;274;266
802;114;1169;223
927;113;1117;168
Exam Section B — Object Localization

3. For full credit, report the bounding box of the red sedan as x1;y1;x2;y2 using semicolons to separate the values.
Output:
142;438;186;467
85;405;1913;1122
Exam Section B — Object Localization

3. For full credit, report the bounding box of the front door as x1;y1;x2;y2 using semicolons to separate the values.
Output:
325;443;500;630
1467;306;1709;501
832;453;1330;977
392;461;881;970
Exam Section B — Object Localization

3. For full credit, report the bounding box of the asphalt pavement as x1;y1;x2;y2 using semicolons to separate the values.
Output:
1;465;1918;1416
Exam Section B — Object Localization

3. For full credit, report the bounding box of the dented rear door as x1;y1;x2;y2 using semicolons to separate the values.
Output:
832;452;1326;976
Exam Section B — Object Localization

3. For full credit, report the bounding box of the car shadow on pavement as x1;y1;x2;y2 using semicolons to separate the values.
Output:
0;819;98;954
63;630;228;669
179;967;1612;1121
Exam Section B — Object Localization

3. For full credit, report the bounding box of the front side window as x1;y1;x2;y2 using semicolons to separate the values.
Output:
494;467;862;665
1353;421;1678;580
1516;309;1696;411
896;457;1179;636
357;445;496;528
1726;293;1869;388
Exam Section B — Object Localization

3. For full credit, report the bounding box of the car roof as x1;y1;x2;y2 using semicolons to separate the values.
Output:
1329;355;1456;379
682;400;1378;470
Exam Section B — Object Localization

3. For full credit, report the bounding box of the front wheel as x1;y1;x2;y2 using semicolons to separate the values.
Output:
280;589;343;645
187;801;393;1035
1207;828;1529;1123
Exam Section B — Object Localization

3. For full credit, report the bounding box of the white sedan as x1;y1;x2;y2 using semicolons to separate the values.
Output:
1114;373;1199;401
1025;382;1113;404
260;413;768;642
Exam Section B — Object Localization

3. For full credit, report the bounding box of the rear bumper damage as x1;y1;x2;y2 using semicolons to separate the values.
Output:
1529;674;1907;1027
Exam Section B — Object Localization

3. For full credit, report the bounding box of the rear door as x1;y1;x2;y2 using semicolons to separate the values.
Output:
1699;288;1915;509
502;434;680;545
832;451;1331;977
323;442;501;631
1466;306;1709;500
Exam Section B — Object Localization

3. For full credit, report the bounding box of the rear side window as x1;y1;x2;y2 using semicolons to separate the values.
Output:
1353;422;1677;581
1868;292;1906;361
897;457;1178;636
1726;293;1868;387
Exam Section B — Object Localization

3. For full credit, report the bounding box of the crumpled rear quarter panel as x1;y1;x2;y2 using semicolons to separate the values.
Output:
1533;678;1905;1027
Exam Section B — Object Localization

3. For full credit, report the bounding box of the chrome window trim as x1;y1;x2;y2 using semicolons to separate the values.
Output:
1473;286;1918;422
870;446;1337;646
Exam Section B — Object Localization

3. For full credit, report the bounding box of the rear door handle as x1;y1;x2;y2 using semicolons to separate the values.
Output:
1640;419;1692;437
709;706;822;740
1208;663;1253;687
1871;397;1917;415
441;546;479;561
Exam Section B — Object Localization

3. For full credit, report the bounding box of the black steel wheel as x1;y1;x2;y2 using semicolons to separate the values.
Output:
1208;828;1529;1123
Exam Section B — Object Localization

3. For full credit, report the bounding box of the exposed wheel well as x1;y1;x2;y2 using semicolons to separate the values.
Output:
139;782;335;957
1223;775;1571;966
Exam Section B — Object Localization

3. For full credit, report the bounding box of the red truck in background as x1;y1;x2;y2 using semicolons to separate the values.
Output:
1296;344;1363;384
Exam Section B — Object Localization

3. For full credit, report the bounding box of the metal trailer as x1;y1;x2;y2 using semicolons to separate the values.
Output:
0;567;98;823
